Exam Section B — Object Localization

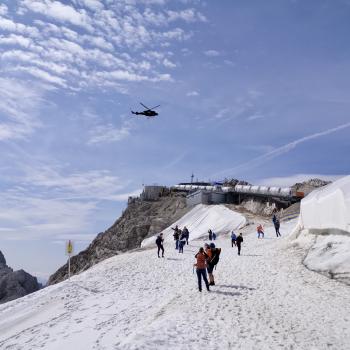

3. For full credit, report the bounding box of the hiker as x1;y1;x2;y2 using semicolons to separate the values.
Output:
272;215;281;237
236;233;243;255
194;247;210;292
155;233;164;258
212;231;217;240
257;224;264;239
182;226;189;245
178;230;186;253
207;243;221;286
172;225;180;249
208;229;213;241
231;231;237;247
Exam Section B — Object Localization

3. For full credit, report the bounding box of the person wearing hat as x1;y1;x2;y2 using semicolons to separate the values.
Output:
194;247;210;292
155;233;164;258
207;242;216;285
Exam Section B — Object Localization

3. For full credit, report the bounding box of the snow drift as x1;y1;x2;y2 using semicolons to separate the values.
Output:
292;175;350;285
299;175;350;234
141;204;246;247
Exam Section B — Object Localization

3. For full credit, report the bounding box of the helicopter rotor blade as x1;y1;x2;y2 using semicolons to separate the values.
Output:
150;105;160;110
140;102;150;110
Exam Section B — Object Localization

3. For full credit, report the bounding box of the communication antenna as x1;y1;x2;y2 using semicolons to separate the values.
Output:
191;173;194;183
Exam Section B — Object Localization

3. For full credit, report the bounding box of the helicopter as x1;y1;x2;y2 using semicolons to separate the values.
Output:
131;103;160;118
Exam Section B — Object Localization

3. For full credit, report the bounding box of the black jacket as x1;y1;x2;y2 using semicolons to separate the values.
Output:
236;236;243;244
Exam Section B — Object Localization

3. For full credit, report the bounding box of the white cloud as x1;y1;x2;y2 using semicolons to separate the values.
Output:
167;8;206;22
247;114;264;121
20;0;93;31
88;122;131;144
163;58;176;68
204;50;220;57
186;90;199;97
0;77;44;141
0;4;8;15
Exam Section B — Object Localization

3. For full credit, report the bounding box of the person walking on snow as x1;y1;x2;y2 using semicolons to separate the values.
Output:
273;217;281;237
236;233;243;255
172;225;180;249
155;233;164;258
207;243;221;286
178;230;186;253
208;229;213;241
182;226;189;245
212;231;217;240
231;231;237;247
257;224;264;239
194;247;210;292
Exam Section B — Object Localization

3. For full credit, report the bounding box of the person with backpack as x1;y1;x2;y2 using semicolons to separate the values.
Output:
236;232;243;255
155;233;164;258
178;230;186;253
231;231;237;247
207;242;221;286
208;229;213;241
194;247;210;292
257;224;264;239
182;226;189;245
172;225;180;249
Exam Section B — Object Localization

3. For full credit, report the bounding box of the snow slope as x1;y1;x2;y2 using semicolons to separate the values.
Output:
141;204;246;247
1;208;350;350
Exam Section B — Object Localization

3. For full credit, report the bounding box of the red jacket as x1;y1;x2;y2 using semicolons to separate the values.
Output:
195;252;208;269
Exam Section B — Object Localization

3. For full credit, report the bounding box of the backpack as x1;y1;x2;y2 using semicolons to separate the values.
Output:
155;236;161;245
211;248;221;265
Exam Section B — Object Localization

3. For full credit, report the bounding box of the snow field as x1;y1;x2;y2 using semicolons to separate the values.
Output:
0;207;350;349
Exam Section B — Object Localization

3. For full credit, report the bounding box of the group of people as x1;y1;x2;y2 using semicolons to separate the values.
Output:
256;214;282;239
194;242;221;292
207;229;217;241
230;231;244;255
155;212;283;290
171;225;189;253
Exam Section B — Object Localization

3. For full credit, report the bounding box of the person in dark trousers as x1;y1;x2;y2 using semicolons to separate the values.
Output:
207;243;221;285
212;231;217;240
208;229;213;241
172;225;180;249
156;233;164;258
231;231;237;247
236;233;243;255
194;247;210;292
182;226;189;245
257;224;264;239
178;230;186;253
273;218;281;237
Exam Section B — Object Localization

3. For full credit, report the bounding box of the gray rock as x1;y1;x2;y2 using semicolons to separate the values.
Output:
48;194;188;285
0;250;40;304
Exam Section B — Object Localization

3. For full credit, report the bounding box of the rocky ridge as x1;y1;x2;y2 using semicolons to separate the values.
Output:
48;194;188;285
0;251;40;304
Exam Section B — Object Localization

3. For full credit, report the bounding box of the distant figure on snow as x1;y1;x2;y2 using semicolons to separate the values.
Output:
156;233;164;258
257;224;264;239
231;231;237;247
272;216;281;237
182;226;189;245
208;229;213;241
212;231;217;240
178;230;186;253
236;233;243;255
172;225;180;249
194;247;210;292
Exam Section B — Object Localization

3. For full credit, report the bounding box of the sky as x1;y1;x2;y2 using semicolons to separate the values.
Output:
0;0;349;281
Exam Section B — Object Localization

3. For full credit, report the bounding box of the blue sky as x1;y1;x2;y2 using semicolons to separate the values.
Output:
0;0;349;281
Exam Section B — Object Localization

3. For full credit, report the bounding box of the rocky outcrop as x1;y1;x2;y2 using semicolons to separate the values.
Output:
292;178;331;195
0;251;40;304
48;194;188;285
